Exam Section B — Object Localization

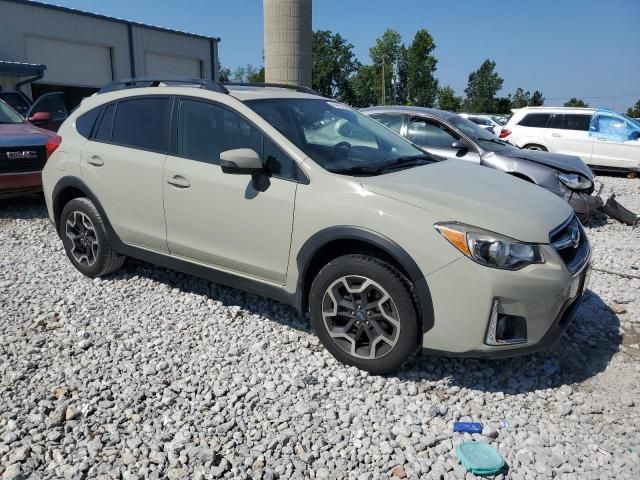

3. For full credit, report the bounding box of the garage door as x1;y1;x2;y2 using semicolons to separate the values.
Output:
145;53;202;78
25;36;113;87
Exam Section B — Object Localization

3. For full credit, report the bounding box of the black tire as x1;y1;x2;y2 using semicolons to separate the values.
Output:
309;254;419;374
523;144;548;152
60;198;125;278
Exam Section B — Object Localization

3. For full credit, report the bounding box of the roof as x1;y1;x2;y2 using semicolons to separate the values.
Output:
0;60;46;75
4;0;220;42
226;85;323;102
361;105;459;120
511;106;596;113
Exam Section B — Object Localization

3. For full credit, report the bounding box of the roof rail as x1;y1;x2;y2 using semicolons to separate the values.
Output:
98;78;229;95
224;82;318;95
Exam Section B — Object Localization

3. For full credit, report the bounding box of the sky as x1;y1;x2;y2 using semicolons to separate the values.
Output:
40;0;640;110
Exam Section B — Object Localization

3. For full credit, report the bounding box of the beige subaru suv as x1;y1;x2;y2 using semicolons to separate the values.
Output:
42;79;591;374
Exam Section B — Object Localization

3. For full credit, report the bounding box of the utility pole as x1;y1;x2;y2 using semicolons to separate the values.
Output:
381;55;386;105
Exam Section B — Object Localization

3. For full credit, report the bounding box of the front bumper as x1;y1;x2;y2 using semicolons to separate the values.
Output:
0;171;43;198
420;243;591;357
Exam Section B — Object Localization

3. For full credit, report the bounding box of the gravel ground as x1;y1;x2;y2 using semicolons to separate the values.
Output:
1;176;639;480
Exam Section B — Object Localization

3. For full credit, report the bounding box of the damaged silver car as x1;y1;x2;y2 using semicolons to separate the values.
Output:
362;106;637;225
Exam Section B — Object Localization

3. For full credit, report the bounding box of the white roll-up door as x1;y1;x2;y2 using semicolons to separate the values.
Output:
145;53;202;78
25;36;113;87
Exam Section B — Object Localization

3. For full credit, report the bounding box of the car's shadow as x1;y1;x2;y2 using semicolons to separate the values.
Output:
115;260;620;394
0;193;48;220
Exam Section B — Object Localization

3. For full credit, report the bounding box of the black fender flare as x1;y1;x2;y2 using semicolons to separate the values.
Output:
52;176;119;243
296;226;434;333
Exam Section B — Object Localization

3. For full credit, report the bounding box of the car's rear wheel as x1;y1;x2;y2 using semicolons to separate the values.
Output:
60;198;125;278
309;254;418;374
523;144;547;151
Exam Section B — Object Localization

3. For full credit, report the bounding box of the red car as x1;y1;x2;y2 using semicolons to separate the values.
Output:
0;99;60;199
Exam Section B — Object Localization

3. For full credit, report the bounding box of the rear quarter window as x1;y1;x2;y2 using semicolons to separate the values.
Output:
518;113;550;128
76;107;101;139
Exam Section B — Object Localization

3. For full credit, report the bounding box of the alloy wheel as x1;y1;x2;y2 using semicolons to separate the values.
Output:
65;211;99;267
321;275;401;360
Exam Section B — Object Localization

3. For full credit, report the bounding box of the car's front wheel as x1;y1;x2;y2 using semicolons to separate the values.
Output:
60;198;125;278
309;254;419;374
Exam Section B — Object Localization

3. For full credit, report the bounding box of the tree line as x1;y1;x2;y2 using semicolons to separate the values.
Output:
221;28;639;115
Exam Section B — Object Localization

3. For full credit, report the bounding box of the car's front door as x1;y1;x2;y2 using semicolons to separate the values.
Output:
163;98;297;284
25;92;67;132
544;113;593;162
407;116;481;163
590;112;640;169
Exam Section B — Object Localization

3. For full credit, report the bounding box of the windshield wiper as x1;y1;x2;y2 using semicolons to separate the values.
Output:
378;154;438;170
327;165;386;176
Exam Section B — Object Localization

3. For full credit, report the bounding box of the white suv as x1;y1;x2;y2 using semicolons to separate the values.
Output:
500;107;640;171
41;79;590;373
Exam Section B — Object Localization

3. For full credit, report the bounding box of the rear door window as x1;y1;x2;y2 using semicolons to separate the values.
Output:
111;97;171;152
369;113;404;133
518;113;550;128
562;114;591;131
407;117;459;148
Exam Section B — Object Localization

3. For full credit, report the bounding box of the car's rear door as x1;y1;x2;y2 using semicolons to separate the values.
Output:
162;97;297;284
80;96;171;252
407;116;481;163
544;112;593;163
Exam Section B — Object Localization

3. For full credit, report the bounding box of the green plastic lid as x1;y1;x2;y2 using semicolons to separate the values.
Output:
456;441;505;476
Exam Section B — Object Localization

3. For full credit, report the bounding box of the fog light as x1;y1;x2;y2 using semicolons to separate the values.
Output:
485;299;527;346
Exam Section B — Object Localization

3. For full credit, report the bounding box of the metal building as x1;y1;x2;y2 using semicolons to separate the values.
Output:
263;0;312;87
0;0;220;109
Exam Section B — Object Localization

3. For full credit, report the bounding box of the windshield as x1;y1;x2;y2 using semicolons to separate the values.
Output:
449;115;516;152
246;98;429;174
623;114;640;129
0;100;24;124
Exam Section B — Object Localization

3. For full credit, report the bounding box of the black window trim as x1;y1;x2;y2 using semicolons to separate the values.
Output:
174;95;307;184
88;95;175;155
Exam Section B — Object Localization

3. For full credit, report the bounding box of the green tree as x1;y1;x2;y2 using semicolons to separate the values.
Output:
564;97;589;107
405;29;438;107
463;59;504;113
218;62;231;83
437;86;462;112
231;64;263;83
510;88;531;109
530;90;544;106
369;29;403;104
349;64;378;107
626;99;640;117
312;30;359;102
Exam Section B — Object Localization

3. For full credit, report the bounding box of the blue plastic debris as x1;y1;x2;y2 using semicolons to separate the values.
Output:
453;422;483;434
456;441;505;475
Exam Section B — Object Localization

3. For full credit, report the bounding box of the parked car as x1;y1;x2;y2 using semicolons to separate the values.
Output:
459;113;503;135
0;91;68;132
499;107;640;172
42;79;590;373
362;106;613;219
0;99;59;199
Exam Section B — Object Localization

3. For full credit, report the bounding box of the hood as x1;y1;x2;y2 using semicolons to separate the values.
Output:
495;148;593;179
360;159;573;244
0;123;54;148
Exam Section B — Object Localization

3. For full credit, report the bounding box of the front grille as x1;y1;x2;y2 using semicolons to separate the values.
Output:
550;216;589;274
0;146;47;174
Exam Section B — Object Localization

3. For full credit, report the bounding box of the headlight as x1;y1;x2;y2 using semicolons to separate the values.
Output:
558;173;592;190
434;223;544;270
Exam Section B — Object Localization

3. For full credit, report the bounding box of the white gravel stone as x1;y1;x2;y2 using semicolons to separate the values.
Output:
1;181;639;478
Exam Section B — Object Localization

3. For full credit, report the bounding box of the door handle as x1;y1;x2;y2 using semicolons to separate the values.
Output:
551;133;562;138
167;175;191;188
86;155;104;166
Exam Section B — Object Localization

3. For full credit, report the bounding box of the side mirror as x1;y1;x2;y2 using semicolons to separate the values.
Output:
28;111;51;123
630;131;640;141
451;139;470;151
220;148;263;174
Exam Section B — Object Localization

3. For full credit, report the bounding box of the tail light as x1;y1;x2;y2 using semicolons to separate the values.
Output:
46;135;62;159
499;128;511;138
